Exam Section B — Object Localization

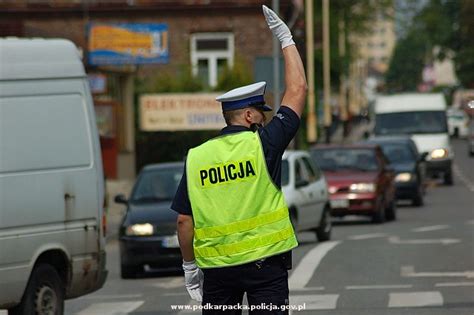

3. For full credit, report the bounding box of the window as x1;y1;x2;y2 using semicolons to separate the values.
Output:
190;33;234;88
302;157;321;182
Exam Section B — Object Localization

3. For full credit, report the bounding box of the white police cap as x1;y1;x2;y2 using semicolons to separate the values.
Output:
216;81;272;112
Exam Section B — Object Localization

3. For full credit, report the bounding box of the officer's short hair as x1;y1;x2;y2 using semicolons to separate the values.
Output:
223;108;245;125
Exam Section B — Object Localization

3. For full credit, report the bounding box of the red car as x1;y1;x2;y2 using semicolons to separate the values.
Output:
310;144;396;223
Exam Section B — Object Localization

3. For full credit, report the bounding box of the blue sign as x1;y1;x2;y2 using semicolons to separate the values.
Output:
88;23;169;65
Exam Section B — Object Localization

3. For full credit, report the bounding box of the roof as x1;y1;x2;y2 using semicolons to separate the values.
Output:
375;93;447;113
0;38;85;80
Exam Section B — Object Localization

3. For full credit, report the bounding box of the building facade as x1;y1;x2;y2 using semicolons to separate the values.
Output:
1;0;286;179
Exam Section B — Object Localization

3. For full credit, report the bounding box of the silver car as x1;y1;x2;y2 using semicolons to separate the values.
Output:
282;150;332;242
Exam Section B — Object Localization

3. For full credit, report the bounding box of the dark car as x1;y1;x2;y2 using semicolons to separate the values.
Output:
115;162;184;278
310;144;396;223
362;136;426;206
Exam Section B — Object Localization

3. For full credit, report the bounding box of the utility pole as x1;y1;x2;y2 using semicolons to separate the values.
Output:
323;0;331;143
272;0;280;112
338;17;348;138
306;0;317;143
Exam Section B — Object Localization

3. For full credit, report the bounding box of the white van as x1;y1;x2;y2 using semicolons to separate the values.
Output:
0;38;107;314
374;93;453;185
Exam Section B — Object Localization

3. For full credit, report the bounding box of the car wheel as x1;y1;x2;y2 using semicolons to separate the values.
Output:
9;264;64;315
385;199;397;221
412;184;424;207
372;198;386;223
316;205;332;242
121;264;141;279
444;169;454;185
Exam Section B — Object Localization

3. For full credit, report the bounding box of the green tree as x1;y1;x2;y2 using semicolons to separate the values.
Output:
385;0;474;89
385;31;426;91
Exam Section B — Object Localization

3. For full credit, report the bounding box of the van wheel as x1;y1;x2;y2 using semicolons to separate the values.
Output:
121;264;141;279
316;206;332;242
9;264;64;315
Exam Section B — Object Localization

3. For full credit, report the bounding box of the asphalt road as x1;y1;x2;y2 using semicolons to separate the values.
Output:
64;138;474;315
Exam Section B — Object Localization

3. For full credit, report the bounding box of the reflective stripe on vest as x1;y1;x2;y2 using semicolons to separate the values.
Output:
186;131;298;268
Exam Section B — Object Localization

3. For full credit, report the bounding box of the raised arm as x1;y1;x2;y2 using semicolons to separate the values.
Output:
263;5;307;117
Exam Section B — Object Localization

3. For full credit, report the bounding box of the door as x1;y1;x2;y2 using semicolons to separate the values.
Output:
293;157;319;230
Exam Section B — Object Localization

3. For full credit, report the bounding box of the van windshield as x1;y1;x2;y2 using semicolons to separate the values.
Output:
375;111;447;135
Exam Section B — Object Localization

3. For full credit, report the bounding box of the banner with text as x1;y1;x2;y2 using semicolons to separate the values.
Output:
88;23;169;65
140;93;225;131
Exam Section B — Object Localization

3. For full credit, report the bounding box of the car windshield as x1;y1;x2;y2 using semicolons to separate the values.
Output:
281;160;289;186
311;148;379;172
131;166;183;203
375;111;448;135
378;143;415;164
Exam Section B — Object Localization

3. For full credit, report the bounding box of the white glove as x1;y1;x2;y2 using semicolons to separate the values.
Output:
182;260;203;302
262;5;295;49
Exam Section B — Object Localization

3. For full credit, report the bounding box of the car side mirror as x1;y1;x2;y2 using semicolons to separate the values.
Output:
419;152;429;161
114;194;128;205
363;131;370;139
295;179;309;188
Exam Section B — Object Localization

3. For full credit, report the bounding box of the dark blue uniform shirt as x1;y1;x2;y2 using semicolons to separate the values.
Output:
171;105;300;215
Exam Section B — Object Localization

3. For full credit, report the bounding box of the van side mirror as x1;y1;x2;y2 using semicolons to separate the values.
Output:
114;194;128;205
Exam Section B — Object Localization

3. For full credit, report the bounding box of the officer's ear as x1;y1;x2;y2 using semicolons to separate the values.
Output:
243;108;254;124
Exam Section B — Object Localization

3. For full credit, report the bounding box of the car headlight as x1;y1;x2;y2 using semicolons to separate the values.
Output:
328;186;338;194
125;223;154;236
395;172;413;182
430;148;448;159
349;183;376;193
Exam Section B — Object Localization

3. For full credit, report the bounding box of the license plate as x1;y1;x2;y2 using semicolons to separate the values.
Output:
162;235;180;248
330;199;349;208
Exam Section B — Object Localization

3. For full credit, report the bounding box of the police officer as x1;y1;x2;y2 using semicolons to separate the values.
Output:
171;5;307;314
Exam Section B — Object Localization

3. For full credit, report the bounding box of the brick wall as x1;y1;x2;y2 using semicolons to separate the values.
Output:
1;3;278;81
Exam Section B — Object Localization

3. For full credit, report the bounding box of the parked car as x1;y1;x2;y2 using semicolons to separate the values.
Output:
282;150;332;241
115;162;184;278
310;144;396;223
447;107;470;138
363;136;426;206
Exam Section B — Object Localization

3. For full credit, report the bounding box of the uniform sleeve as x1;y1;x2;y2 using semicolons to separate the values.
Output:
260;105;300;153
258;106;300;188
171;166;193;215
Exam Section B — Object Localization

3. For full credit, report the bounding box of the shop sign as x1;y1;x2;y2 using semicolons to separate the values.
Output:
140;93;225;131
88;23;169;65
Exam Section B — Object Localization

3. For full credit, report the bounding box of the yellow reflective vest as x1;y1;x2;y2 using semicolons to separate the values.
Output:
186;130;298;268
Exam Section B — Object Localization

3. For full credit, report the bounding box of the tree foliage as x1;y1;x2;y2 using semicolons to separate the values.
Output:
385;0;474;90
385;31;426;91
